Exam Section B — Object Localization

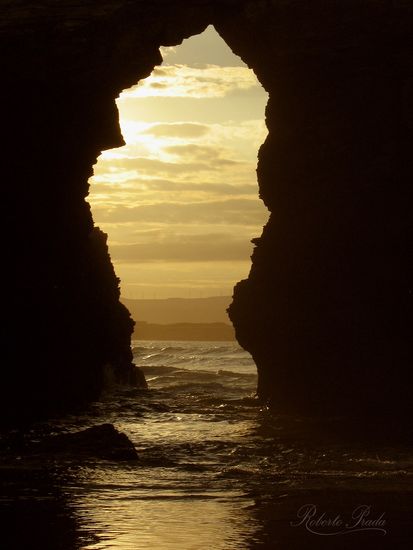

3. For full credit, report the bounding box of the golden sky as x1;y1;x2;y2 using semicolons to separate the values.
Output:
88;25;269;299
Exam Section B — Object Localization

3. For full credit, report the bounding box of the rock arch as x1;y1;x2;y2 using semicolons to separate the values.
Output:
2;1;411;427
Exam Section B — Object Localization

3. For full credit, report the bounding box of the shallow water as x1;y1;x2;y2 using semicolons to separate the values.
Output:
1;341;412;549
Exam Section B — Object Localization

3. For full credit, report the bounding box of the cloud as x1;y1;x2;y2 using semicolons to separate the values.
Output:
143;123;210;138
149;82;168;89
122;64;260;99
95;156;245;181
120;157;206;175
163;144;221;160
90;179;257;200
93;199;267;226
129;179;258;196
110;233;253;263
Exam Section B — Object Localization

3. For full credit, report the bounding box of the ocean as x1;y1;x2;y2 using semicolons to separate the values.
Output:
1;340;412;549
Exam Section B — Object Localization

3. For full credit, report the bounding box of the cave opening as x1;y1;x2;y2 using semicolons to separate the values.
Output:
88;25;269;343
3;5;412;547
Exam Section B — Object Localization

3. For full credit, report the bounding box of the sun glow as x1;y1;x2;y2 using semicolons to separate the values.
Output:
123;64;261;99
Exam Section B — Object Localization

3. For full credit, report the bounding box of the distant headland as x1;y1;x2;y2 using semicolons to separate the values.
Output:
123;296;235;341
134;321;235;342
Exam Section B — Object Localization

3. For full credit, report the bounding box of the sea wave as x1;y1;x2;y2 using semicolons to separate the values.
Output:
141;365;257;395
132;341;257;379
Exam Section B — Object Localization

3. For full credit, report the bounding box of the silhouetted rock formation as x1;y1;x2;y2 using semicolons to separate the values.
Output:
219;3;412;425
2;1;411;427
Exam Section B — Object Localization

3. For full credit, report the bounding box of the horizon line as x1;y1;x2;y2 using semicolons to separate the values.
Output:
121;294;233;301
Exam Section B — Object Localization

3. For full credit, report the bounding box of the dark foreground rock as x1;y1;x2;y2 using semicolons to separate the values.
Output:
132;366;148;390
36;423;139;461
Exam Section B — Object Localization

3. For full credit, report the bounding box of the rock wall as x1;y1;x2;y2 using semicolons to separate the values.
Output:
1;1;411;424
217;2;412;422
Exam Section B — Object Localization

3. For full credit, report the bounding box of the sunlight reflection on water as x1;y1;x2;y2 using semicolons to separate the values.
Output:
75;494;257;550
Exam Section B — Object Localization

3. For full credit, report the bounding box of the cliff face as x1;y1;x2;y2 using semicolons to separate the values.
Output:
217;3;412;421
2;1;411;423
